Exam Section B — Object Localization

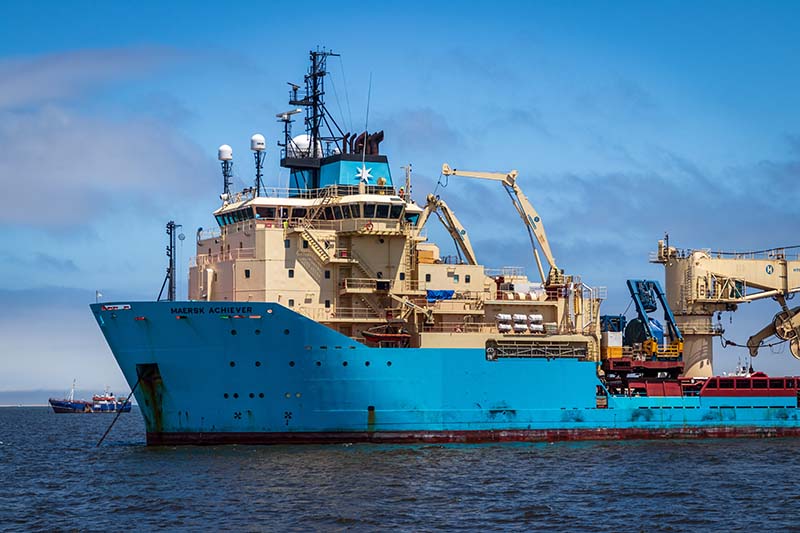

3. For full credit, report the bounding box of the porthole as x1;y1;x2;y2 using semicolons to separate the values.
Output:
365;361;370;367
387;361;392;367
249;393;255;398
289;361;295;367
285;393;291;399
223;393;229;399
255;361;261;367
295;393;301;398
233;393;239;399
259;393;264;398
231;329;237;336
284;329;290;335
343;361;348;367
229;361;236;367
255;329;261;335
316;361;321;366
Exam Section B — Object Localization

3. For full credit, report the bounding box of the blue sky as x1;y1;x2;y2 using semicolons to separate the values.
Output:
2;1;799;393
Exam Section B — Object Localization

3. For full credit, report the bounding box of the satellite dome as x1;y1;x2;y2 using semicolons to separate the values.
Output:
288;134;322;158
250;134;266;152
218;144;233;161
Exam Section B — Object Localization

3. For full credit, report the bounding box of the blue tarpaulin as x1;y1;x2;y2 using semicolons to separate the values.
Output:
426;290;455;303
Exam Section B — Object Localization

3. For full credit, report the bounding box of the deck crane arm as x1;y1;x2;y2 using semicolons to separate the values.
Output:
655;242;800;360
416;193;479;265
626;279;684;357
441;163;559;285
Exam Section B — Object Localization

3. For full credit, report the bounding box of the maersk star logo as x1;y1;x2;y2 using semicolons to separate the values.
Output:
356;164;372;183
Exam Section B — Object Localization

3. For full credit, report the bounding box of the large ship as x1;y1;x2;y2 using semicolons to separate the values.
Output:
92;50;800;445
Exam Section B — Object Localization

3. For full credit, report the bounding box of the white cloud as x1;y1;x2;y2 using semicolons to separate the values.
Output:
0;47;179;110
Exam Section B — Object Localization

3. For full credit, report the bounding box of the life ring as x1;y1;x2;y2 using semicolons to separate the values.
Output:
364;221;374;231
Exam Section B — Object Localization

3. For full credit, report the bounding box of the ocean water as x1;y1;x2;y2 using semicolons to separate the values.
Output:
3;407;800;531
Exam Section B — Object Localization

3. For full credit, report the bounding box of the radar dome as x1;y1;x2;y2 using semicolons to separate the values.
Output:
218;144;233;161
288;134;323;158
250;134;266;152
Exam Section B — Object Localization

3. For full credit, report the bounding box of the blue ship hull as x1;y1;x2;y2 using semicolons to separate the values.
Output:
49;398;132;414
91;302;800;445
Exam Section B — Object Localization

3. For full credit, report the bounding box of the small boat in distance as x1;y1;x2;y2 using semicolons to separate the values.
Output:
49;380;131;414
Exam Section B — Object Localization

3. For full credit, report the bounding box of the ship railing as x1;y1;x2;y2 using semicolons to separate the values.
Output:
193;247;256;267
677;323;724;335
341;278;393;292
299;218;405;233
398;279;424;293
423;322;498;334
260;184;397;200
649;246;800;262
303;306;382;321
485;266;526;278
197;228;221;241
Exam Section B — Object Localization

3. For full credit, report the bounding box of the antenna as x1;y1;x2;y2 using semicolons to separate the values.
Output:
158;220;183;302
250;134;266;196
218;144;233;200
400;163;412;201
277;108;302;157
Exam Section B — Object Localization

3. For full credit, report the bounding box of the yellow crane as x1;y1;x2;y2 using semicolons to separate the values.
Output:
441;163;562;286
415;193;479;266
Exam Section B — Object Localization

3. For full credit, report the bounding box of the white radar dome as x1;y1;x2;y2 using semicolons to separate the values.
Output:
218;144;233;161
250;134;266;152
288;134;322;158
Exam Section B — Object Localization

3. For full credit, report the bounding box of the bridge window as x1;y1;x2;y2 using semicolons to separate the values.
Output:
735;379;749;389
324;207;334;220
364;204;376;218
390;205;403;218
280;208;289;219
753;379;768;389
465;275;471;283
292;208;306;219
787;379;796;388
706;379;717;389
333;206;343;220
425;274;431;282
257;207;276;219
719;379;734;389
404;213;419;225
376;204;390;218
349;204;361;218
340;205;351;218
770;379;785;388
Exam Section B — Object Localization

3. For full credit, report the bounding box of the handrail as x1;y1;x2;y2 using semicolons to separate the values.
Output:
194;248;256;266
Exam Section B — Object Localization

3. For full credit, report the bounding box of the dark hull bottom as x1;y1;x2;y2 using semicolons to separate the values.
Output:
147;426;800;446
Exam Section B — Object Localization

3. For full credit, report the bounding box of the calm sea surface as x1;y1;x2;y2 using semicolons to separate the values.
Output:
3;407;800;531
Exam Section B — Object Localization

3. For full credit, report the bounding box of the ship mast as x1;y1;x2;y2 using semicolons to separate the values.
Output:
282;48;348;187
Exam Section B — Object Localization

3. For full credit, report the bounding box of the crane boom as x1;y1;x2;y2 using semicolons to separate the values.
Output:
416;193;478;265
441;163;560;285
654;241;800;376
